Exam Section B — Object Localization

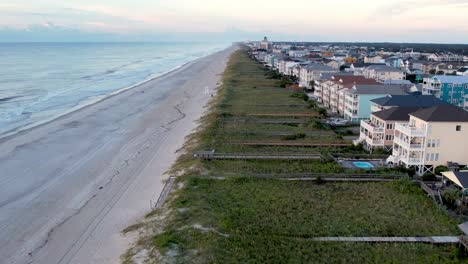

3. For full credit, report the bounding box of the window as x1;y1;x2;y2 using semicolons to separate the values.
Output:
427;139;432;147
386;123;394;130
385;135;393;141
456;125;462;131
434;153;439;161
426;153;430;161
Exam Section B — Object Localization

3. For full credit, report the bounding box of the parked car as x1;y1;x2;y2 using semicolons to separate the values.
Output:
326;118;349;127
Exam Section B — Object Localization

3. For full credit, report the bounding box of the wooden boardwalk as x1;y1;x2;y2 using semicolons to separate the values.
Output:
227;141;349;147
311;236;460;244
223;118;309;124
154;176;176;209
193;152;321;160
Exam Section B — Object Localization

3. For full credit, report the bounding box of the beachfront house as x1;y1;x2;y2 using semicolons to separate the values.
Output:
319;76;378;114
357;107;421;152
388;104;468;175
422;75;468;110
343;84;417;123
299;64;336;88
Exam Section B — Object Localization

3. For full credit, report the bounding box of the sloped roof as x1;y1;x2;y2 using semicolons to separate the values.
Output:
410;104;468;122
370;94;446;108
442;171;468;189
349;84;412;95
331;76;378;88
302;64;336;71
372;107;421;121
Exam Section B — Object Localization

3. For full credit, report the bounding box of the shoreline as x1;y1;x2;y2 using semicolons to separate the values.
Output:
0;47;227;142
0;45;237;264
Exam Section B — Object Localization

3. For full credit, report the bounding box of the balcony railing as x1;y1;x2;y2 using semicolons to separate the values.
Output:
390;155;424;166
394;137;425;150
395;123;426;137
361;120;384;133
365;137;384;146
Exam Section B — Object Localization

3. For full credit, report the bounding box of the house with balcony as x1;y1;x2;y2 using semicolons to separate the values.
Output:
388;104;468;175
422;75;468;110
312;72;354;99
298;63;336;88
370;94;446;113
320;76;378;114
357;107;421;152
343;84;417;123
363;65;406;82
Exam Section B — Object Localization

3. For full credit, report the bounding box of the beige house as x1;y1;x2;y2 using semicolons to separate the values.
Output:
363;65;406;82
388;104;468;175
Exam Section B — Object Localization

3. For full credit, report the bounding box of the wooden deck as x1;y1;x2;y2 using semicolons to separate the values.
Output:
193;152;321;160
227;141;349;147
311;236;460;244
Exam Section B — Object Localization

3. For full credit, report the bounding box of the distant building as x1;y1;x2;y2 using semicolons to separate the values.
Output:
363;65;406;82
422;75;468;110
259;36;271;50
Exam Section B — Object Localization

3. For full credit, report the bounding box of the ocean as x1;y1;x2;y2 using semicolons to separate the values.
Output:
0;42;229;137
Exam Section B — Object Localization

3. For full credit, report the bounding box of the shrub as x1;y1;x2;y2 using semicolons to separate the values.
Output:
422;173;436;182
406;167;416;178
435;165;449;176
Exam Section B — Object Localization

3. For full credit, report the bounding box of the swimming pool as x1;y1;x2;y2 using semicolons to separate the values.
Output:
353;161;375;169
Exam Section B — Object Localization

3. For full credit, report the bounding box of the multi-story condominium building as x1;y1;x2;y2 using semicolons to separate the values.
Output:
370;94;445;113
388;104;468;175
344;84;416;123
363;65;406;82
319;76;378;114
422;75;468;110
298;64;336;88
357;107;421;152
312;72;354;98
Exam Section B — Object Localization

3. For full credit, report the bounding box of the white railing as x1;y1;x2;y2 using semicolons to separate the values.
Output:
395;123;426;137
365;137;384;146
394;137;425;150
361;120;384;133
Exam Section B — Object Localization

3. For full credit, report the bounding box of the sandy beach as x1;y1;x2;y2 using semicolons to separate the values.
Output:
0;45;236;264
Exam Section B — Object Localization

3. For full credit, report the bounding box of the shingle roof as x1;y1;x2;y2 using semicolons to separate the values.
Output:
331;76;378;87
370;95;446;108
410;104;468;122
349;84;413;95
318;72;353;80
302;64;336;71
372;107;422;121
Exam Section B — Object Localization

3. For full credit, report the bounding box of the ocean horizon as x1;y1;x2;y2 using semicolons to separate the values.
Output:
0;42;230;138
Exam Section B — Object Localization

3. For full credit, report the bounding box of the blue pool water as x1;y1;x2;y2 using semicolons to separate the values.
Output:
353;161;375;169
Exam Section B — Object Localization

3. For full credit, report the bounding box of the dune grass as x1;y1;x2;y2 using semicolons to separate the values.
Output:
125;48;466;263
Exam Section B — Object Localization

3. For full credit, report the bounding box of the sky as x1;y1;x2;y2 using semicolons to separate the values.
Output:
1;0;468;43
